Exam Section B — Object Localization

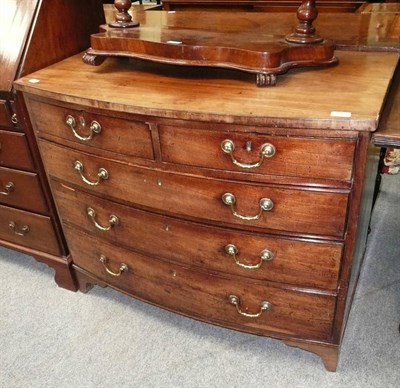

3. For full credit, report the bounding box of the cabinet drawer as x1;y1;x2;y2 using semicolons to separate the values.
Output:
0;130;35;171
0;204;61;255
53;181;342;290
159;125;356;181
40;141;349;237
0;166;47;213
27;98;154;160
0;100;10;127
68;228;336;341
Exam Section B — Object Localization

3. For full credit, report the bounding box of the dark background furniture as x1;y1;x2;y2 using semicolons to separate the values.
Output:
0;0;105;290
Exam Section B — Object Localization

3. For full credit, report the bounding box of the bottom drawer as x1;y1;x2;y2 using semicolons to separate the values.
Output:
0;204;61;255
66;227;336;341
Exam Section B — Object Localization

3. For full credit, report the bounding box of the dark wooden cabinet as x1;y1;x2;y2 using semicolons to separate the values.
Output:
0;0;105;290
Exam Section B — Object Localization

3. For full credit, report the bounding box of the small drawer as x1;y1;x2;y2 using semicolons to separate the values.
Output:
40;141;349;238
0;166;48;213
53;181;343;290
159;125;356;181
0;204;61;256
0;130;35;171
67;228;336;341
27;98;154;160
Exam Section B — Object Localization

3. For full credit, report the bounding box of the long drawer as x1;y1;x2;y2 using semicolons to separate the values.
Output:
0;166;48;213
52;180;343;290
0;130;35;171
40;140;349;237
27;98;155;160
159;124;356;181
67;227;336;341
0;204;61;255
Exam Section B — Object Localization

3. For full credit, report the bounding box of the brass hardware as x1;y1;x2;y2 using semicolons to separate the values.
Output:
11;113;18;125
99;255;128;277
245;141;252;152
221;139;276;169
9;221;29;236
87;207;119;231
222;193;273;221
66;115;102;141
229;295;272;318
74;160;108;186
0;182;15;196
224;244;273;269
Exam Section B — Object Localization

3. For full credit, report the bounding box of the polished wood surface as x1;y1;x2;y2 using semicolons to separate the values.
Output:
0;0;37;95
88;2;338;86
15;51;399;131
0;0;105;97
103;8;400;52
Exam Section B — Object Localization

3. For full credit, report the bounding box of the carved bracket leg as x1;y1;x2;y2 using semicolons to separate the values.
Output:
82;52;107;66
33;255;78;292
256;73;277;87
283;339;339;372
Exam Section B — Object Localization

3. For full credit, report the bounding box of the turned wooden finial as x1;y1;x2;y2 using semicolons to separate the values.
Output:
109;0;140;28
286;0;323;44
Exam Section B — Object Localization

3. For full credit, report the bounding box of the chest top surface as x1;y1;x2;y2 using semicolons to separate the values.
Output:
14;49;399;132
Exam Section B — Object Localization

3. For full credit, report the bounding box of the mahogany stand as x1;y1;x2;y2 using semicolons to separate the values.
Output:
83;0;338;86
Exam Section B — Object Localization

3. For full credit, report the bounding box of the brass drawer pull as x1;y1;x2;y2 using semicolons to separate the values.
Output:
222;193;273;221
229;295;272;318
99;255;128;277
66;115;102;141
224;244;273;269
221;139;276;169
9;221;29;236
74;160;108;186
87;207;119;231
0;182;15;196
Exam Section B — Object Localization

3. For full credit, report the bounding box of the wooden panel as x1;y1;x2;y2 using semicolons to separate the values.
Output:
0;0;38;94
0;130;34;171
0;204;61;255
40;140;349;238
159;124;356;181
16;0;105;80
27;98;155;160
67;228;336;341
0;101;11;127
0;166;47;213
53;180;343;290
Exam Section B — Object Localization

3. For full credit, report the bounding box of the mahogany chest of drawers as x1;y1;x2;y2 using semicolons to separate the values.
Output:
15;49;399;371
0;0;104;289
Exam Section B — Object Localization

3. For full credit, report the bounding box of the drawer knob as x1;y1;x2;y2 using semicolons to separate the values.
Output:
229;295;272;318
221;139;276;169
9;221;29;237
222;193;274;221
99;255;128;277
0;182;15;196
225;244;274;269
87;207;119;231
66;115;102;141
74;160;109;186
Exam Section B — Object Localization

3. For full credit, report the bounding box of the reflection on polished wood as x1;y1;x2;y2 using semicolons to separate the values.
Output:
86;1;339;86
